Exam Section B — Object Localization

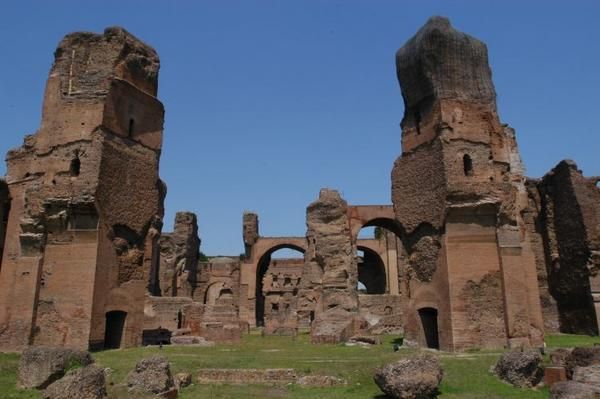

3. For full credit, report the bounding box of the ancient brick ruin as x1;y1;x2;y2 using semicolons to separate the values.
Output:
0;27;165;351
0;18;597;353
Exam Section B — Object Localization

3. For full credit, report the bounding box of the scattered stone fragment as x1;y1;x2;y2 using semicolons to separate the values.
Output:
18;347;94;389
552;349;573;367
493;350;543;387
127;356;175;396
43;365;107;399
173;372;192;390
566;347;600;378
374;353;443;399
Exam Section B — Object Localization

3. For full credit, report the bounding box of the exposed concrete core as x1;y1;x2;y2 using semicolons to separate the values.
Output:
391;16;544;351
0;27;165;351
154;212;200;297
298;189;364;344
533;161;600;335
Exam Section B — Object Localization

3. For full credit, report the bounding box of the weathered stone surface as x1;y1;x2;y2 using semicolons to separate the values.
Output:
573;365;600;387
373;353;443;399
127;356;175;395
493;350;543;387
43;365;107;399
550;381;600;399
565;347;600;379
18;347;94;389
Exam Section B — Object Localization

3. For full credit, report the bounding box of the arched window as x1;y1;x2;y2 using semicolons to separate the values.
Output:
70;156;81;177
463;154;473;176
128;118;135;137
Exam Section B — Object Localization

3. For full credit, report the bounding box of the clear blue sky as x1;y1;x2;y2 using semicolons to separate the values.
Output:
1;1;599;256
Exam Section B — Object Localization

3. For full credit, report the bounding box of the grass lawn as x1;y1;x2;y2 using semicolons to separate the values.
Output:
1;333;598;398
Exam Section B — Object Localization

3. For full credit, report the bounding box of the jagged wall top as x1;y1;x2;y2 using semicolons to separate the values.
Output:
52;27;160;98
396;17;496;113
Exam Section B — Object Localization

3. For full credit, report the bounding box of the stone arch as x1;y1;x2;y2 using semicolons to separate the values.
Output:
255;242;305;327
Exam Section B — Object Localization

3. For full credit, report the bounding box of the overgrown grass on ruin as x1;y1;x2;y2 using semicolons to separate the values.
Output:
1;333;598;399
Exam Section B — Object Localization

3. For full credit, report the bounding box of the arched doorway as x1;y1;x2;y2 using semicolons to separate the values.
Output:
418;307;439;349
255;244;304;327
104;311;127;349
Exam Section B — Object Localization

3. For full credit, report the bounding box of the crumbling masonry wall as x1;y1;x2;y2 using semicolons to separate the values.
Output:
0;27;165;351
533;161;600;335
154;212;200;297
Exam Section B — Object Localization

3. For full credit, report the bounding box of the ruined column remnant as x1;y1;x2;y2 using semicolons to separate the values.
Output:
391;17;544;350
0;27;165;351
534;161;600;335
297;189;363;343
155;212;200;297
243;212;259;259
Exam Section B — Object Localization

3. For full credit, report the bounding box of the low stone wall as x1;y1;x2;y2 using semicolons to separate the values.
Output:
196;369;346;387
197;369;297;385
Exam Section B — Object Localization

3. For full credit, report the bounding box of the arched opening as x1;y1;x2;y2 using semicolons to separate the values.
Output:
128;118;135;137
463;154;473;176
356;218;404;296
69;155;81;177
255;244;304;327
357;246;386;294
104;310;127;349
177;310;183;329
0;182;10;271
418;307;439;349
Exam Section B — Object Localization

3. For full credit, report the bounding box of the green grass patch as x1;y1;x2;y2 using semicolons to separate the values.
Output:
545;333;600;349
0;353;40;399
1;333;596;398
